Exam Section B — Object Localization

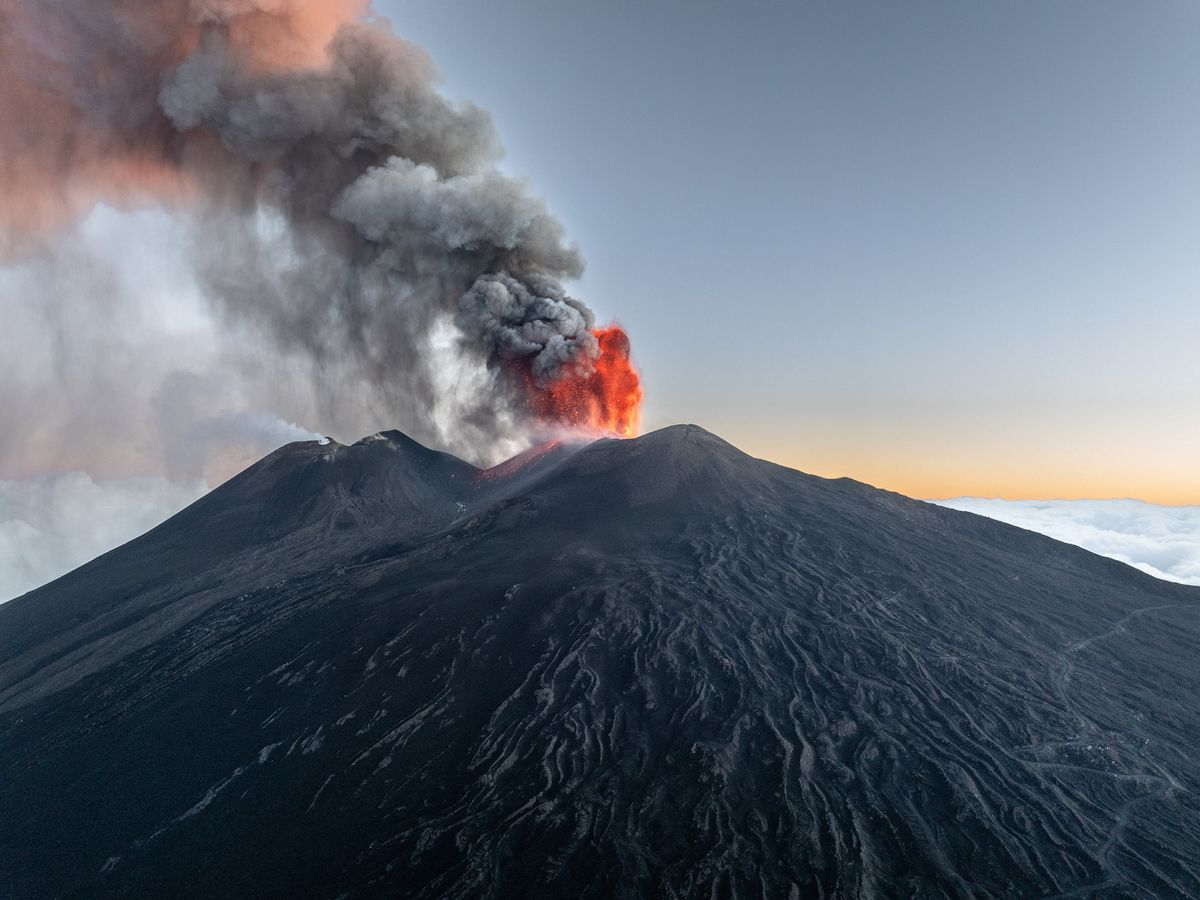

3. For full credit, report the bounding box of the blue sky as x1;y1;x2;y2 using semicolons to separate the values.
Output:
384;0;1200;501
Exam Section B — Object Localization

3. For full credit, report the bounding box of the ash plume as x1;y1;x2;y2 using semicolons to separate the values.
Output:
0;0;604;459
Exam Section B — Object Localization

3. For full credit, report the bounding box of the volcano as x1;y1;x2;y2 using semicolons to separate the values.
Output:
1;426;1198;898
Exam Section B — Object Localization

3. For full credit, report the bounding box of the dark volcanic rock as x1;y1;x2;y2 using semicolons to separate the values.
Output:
0;425;1197;898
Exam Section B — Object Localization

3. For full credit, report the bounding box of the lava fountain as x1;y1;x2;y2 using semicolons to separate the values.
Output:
524;326;643;437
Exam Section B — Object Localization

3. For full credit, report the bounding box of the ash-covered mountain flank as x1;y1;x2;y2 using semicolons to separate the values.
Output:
1;426;1198;898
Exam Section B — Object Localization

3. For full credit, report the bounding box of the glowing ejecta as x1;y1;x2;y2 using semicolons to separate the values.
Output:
521;326;643;438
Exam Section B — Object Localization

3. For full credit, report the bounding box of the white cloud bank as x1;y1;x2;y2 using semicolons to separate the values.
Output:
931;498;1200;586
0;473;209;602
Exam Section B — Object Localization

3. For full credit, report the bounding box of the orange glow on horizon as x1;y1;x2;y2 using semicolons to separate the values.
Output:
668;419;1200;506
762;446;1200;507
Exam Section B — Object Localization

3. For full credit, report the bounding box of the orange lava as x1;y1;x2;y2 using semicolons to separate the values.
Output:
527;327;643;437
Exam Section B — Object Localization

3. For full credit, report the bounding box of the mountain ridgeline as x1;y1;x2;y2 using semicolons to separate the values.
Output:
0;426;1197;898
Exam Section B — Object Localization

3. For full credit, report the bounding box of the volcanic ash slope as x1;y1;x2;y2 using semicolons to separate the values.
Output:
0;425;1198;898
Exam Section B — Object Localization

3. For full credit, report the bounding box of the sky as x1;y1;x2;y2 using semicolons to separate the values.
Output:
2;1;1200;598
386;0;1200;504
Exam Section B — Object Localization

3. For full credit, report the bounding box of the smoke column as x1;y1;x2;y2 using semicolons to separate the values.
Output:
0;0;639;458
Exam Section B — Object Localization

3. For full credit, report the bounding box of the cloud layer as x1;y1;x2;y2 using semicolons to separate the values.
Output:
0;473;208;602
931;498;1200;586
0;406;320;603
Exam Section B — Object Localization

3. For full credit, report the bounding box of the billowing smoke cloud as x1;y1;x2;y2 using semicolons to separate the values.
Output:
931;498;1200;586
458;273;598;382
0;0;605;460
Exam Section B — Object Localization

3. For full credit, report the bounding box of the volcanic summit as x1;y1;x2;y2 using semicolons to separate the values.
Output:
1;426;1198;898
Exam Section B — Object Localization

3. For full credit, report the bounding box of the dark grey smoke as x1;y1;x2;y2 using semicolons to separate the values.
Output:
458;273;598;383
0;0;602;459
